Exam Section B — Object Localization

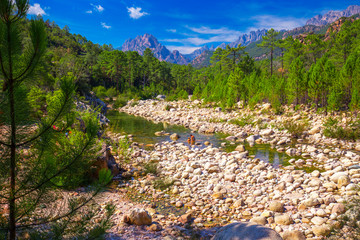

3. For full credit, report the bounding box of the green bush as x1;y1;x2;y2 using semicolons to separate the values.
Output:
323;117;360;140
106;87;117;98
144;162;158;175
113;96;128;108
282;119;308;138
93;86;107;99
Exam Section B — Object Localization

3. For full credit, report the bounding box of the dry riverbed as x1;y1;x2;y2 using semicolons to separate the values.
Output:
104;99;360;239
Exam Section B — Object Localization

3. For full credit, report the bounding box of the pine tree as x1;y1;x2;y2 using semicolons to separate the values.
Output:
257;28;279;76
0;1;112;238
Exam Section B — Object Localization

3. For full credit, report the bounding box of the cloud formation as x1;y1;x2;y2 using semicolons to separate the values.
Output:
28;3;46;16
167;29;177;33
163;26;241;46
127;7;148;19
101;22;111;29
167;46;200;54
90;4;104;13
249;15;306;31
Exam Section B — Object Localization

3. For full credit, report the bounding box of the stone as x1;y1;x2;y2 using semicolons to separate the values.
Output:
212;222;282;240
332;203;346;214
235;145;246;152
338;175;351;188
226;136;238;142
250;216;267;225
178;211;193;224
269;201;284;213
302;198;320;208
124;208;152;226
225;174;236;182
246;135;260;143
282;230;306;240
170;133;180;141
260;129;274;136
312;225;331;236
148;223;162;231
233;199;245;208
330;172;348;183
204;141;211;146
176;201;183;208
212;192;224;200
274;214;293;225
309;126;321;135
311;216;326;225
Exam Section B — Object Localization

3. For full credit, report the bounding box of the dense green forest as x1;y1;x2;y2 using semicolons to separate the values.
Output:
14;15;360;112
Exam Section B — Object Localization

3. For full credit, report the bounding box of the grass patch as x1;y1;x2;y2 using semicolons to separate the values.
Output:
323;117;360;140
144;161;158;175
130;101;139;107
153;177;174;191
229;114;254;127
209;118;227;123
117;136;133;164
282;119;309;138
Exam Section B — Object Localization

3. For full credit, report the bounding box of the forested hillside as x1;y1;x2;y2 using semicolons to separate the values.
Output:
24;15;360;113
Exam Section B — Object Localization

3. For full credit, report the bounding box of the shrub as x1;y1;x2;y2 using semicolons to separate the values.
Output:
106;87;117;98
130;101;139;107
282;119;308;138
323;117;360;140
93;86;107;99
117;136;132;164
144;162;158;175
113;96;128;109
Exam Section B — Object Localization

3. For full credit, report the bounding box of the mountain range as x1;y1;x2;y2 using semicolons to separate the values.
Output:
306;5;360;26
120;5;360;66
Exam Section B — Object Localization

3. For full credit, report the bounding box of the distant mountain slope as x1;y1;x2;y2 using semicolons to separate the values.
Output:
191;50;213;69
121;34;187;65
183;45;215;62
306;5;360;26
229;29;267;48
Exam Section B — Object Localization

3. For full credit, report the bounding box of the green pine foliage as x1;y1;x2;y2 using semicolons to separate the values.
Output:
0;1;112;239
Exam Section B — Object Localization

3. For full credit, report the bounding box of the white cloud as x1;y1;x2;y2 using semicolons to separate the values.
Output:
28;3;46;16
187;26;241;35
249;15;307;31
162;26;242;46
91;4;104;13
167;29;177;33
101;22;111;29
86;10;93;14
166;46;201;54
127;7;149;19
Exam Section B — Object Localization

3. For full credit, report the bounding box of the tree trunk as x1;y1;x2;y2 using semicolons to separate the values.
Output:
7;22;16;240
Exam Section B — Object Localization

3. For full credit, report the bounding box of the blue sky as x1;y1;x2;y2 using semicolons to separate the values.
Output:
28;0;360;54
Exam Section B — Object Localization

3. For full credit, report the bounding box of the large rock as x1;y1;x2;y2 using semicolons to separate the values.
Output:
170;133;180;141
235;145;246;152
269;201;284;213
309;126;321;135
330;172;348;183
212;222;282;240
274;214;293;225
246;135;260;143
124;208;152;225
260;129;274;137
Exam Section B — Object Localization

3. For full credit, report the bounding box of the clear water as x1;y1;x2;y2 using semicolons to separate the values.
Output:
107;111;290;167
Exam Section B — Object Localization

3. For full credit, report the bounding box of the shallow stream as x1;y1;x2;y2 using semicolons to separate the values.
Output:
107;111;292;168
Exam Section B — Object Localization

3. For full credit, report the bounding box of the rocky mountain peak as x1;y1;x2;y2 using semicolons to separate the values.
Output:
306;5;360;26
